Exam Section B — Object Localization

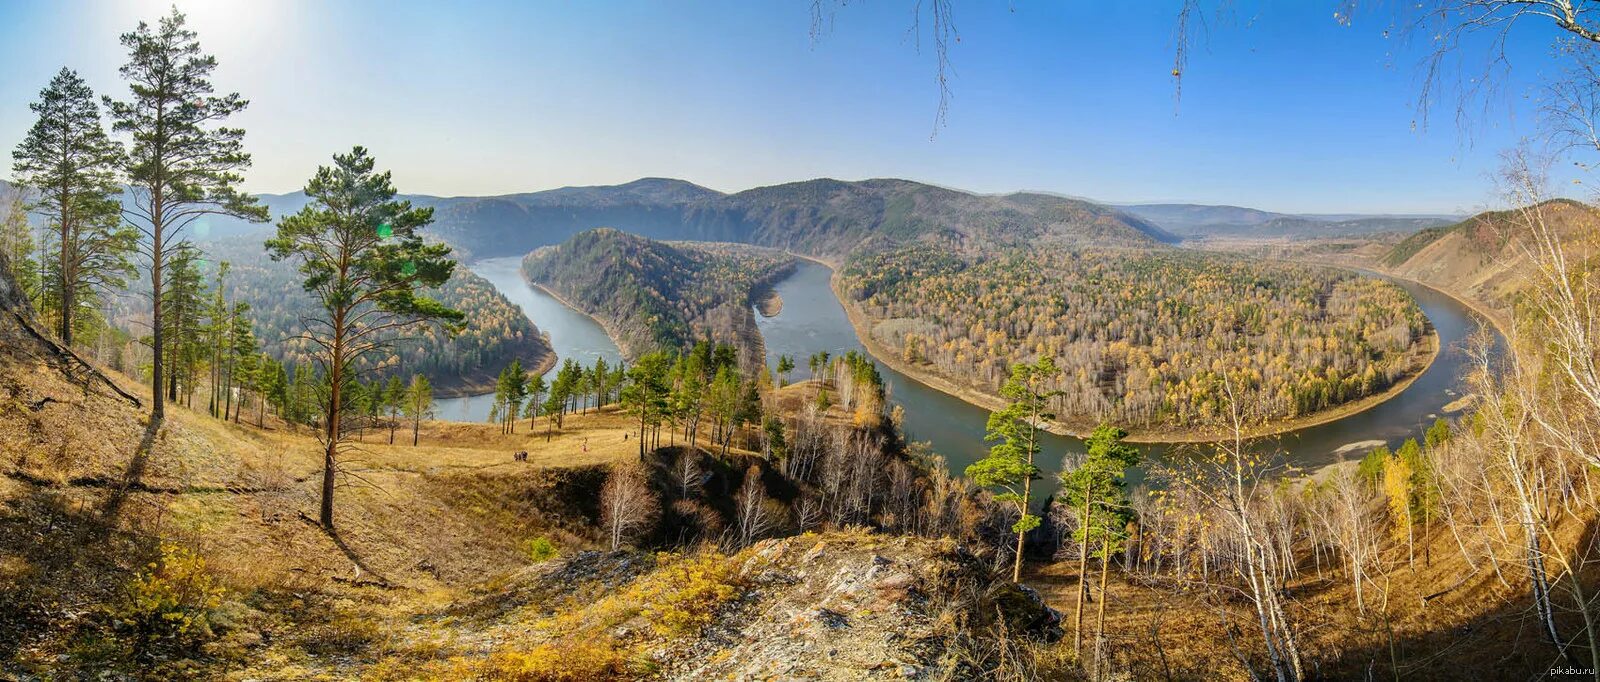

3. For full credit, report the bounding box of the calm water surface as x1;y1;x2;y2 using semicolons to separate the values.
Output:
432;257;622;422
441;256;1496;496
756;260;1498;492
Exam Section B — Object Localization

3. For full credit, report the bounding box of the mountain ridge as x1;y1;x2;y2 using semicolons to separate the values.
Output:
1120;202;1461;239
1379;199;1598;326
169;177;1173;259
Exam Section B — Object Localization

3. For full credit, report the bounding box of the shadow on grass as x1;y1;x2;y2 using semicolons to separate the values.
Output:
97;416;162;525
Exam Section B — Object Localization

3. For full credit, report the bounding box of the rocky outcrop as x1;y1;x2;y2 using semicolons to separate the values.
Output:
458;528;1061;680
666;531;1061;680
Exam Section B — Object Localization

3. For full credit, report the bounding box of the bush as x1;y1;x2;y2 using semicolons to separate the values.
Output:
113;542;225;660
481;641;635;681
634;553;746;637
523;536;559;562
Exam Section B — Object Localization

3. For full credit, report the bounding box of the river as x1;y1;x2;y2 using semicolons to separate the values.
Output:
433;257;623;422
756;260;1497;489
440;256;1495;492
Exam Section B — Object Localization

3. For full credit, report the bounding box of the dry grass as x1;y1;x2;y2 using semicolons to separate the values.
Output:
1025;523;1581;681
0;328;650;677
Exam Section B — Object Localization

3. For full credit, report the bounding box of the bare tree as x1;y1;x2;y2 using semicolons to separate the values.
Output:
671;450;704;500
601;461;659;551
731;465;783;549
1164;378;1304;682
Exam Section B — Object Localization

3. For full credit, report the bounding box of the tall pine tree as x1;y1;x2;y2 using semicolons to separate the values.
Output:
106;8;266;419
12;67;133;346
966;358;1059;582
267;146;462;530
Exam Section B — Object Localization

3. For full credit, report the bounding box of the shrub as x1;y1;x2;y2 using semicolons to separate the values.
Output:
634;553;746;637
523;536;559;562
480;641;635;681
113;542;225;660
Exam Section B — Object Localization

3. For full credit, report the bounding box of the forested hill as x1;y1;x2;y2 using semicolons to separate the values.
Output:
177;177;1174;260
522;228;795;365
166;239;555;396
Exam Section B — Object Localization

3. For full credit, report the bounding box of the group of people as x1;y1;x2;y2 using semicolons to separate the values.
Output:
512;438;588;463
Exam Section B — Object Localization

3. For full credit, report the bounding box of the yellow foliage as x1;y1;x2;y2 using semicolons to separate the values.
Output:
479;641;635;681
1383;454;1414;542
115;542;225;653
632;552;746;637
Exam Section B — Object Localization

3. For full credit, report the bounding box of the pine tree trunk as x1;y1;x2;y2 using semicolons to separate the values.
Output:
149;189;165;420
1094;522;1114;679
1074;480;1094;657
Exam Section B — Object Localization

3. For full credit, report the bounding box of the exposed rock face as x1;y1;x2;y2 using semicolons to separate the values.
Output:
437;529;1061;680
666;531;1060;680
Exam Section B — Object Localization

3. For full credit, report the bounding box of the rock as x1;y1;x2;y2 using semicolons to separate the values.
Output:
814;608;850;629
802;540;827;563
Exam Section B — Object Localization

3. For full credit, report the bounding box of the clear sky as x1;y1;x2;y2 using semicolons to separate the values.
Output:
0;0;1573;214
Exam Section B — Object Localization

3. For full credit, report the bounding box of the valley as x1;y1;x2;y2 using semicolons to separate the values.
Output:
435;243;1485;487
7;4;1598;678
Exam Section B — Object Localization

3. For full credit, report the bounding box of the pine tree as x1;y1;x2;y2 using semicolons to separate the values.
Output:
206;262;230;418
1059;423;1141;659
0;193;39;306
267;147;462;530
107;8;267;419
965;358;1060;583
496;358;527;434
384;375;404;444
525;373;547;432
160;243;207;405
622;352;671;456
226;301;254;423
12;67;133;346
404;374;432;447
776;354;795;386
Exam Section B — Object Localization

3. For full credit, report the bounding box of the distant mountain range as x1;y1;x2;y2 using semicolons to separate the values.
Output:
11;174;1466;253
181;177;1176;259
1117;203;1462;239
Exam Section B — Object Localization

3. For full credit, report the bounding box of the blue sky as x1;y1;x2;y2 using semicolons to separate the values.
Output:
0;0;1574;214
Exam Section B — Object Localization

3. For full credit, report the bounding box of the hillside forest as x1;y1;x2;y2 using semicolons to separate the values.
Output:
840;246;1432;431
98;238;555;396
522;228;795;368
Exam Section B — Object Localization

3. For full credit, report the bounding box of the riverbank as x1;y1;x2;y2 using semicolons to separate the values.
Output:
425;337;556;397
827;267;1443;445
1359;265;1511;341
528;280;640;361
430;347;558;398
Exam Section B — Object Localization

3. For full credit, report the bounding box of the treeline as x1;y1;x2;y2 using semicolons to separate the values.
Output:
521;228;793;367
586;339;998;554
179;239;553;393
840;246;1428;428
